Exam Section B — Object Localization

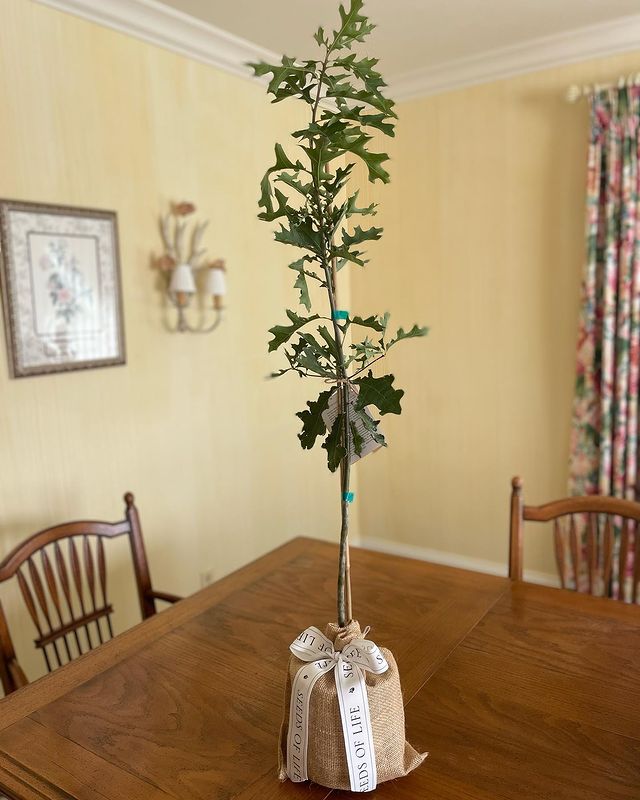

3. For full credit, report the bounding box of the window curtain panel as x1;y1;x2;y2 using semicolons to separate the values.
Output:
570;87;640;502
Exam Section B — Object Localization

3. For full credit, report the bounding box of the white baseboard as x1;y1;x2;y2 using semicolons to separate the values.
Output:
356;536;560;588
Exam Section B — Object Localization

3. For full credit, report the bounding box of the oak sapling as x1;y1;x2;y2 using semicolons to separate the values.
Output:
251;0;427;627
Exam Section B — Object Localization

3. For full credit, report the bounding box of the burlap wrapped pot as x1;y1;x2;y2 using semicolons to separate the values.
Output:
278;619;426;791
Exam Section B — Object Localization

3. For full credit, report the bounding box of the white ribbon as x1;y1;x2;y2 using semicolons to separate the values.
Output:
286;625;389;793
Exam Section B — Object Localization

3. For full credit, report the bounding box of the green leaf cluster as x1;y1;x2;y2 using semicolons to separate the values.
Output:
252;0;428;472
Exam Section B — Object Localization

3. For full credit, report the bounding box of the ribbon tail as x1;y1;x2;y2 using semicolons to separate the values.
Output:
335;659;378;792
287;659;334;783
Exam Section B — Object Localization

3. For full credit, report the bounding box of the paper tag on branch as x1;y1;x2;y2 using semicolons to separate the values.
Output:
321;385;383;465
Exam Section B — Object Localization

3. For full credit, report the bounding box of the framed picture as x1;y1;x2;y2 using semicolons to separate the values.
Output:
0;199;125;378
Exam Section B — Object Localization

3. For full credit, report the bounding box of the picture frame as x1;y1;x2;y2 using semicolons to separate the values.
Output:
0;199;126;378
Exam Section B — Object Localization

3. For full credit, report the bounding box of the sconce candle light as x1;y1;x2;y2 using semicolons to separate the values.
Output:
204;262;227;309
158;202;227;333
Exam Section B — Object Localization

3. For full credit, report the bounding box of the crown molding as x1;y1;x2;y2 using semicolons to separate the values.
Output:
33;1;640;101
33;0;279;80
389;14;640;101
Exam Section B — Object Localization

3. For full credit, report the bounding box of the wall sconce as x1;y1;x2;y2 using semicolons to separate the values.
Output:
156;202;227;333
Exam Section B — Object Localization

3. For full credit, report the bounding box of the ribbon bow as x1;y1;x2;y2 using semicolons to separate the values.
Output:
286;625;389;793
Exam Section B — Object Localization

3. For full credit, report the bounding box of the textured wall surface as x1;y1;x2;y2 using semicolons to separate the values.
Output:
0;0;348;683
351;50;640;577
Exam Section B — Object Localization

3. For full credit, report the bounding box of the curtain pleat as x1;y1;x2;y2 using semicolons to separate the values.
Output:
570;87;640;501
569;88;640;598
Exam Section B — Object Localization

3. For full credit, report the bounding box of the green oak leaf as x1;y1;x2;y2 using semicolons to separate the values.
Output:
334;102;396;137
298;331;330;356
354;147;390;183
296;389;332;449
387;324;429;350
342;225;382;249
268;310;319;352
276;171;314;199
330;243;367;268
297;350;334;377
325;80;395;118
248;56;312;99
317;326;341;361
334;54;379;78
314;26;327;46
259;143;303;216
293;270;311;311
344;191;378;217
275;219;323;255
357;407;386;446
322;414;347;472
350;315;386;332
348;337;381;367
323;127;391;183
258;187;295;223
328;191;377;235
332;0;374;51
350;421;364;457
296;332;335;376
320;164;354;201
353;372;404;415
287;256;322;301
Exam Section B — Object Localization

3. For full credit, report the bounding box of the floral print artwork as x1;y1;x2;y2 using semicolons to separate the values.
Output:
41;239;93;326
0;201;125;377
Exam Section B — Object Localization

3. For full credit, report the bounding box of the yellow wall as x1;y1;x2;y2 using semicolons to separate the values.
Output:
351;51;640;577
0;0;349;683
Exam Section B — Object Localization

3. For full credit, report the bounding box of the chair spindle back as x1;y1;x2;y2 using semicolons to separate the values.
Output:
0;493;177;694
510;477;640;602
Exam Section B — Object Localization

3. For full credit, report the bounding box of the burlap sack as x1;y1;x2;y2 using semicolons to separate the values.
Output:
278;620;426;791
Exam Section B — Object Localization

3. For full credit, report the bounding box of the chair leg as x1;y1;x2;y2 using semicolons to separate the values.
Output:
509;477;524;581
0;600;27;694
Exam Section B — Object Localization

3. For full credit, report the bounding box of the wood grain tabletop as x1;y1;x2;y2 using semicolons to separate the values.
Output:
0;537;638;800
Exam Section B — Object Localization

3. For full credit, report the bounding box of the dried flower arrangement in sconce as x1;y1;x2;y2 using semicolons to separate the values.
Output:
155;202;227;333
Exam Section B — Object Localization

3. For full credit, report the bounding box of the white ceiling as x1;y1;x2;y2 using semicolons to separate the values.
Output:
34;0;640;99
155;0;640;81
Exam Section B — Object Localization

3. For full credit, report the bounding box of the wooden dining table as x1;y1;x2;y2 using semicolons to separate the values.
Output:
0;536;639;800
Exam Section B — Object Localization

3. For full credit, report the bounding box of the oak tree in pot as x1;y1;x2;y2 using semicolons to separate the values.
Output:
251;1;427;791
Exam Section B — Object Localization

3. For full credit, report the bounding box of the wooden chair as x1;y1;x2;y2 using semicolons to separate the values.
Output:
509;476;640;601
0;492;181;695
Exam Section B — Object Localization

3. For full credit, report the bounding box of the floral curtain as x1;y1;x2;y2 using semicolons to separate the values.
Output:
570;87;640;502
